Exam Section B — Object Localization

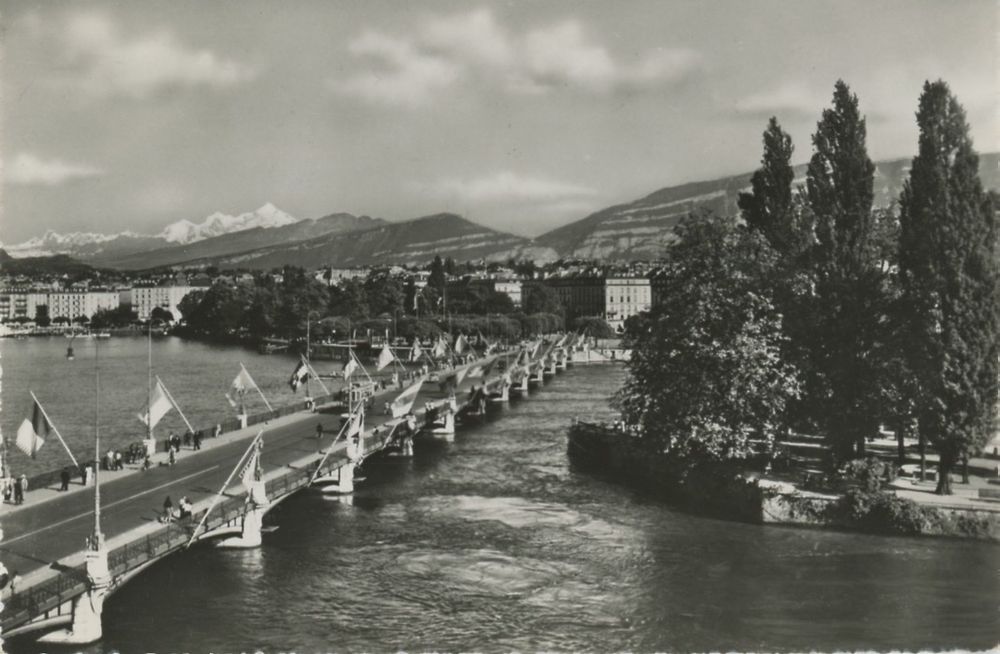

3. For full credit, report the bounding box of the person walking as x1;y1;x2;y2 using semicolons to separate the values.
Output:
60;467;71;491
162;496;174;522
193;431;202;451
315;423;324;439
13;475;25;505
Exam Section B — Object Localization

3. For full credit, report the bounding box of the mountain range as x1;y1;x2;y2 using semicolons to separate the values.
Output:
4;152;998;270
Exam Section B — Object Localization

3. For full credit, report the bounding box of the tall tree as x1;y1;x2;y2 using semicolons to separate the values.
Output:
804;80;887;461
615;212;800;461
897;80;999;494
738;117;803;257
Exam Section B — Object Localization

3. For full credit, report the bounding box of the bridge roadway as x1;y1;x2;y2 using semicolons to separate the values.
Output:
0;349;535;636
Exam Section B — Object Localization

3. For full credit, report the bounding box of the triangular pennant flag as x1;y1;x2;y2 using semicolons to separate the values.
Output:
138;380;173;429
231;366;257;395
343;356;359;380
432;337;447;359
391;377;425;418
454;334;468;355
409;340;423;362
16;399;49;458
376;344;394;371
240;441;262;491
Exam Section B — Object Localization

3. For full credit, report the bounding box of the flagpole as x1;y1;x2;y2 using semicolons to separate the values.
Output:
155;376;195;433
28;391;79;468
147;322;153;445
303;355;330;396
186;430;264;548
241;363;273;412
93;336;103;550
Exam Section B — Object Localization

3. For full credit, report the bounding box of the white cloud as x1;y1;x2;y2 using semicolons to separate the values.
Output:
337;8;701;107
4;153;104;186
337;31;459;107
734;82;824;118
420;171;598;203
57;11;255;99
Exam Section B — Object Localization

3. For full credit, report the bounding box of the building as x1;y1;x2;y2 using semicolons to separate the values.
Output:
130;285;197;321
0;290;119;322
604;275;652;332
532;272;605;319
0;291;47;322
493;280;523;307
47;291;119;321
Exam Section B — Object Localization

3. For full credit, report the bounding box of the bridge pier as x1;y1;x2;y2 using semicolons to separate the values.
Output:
491;377;510;402
37;546;111;645
217;481;269;548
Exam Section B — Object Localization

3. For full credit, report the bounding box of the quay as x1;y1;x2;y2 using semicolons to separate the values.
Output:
0;337;580;645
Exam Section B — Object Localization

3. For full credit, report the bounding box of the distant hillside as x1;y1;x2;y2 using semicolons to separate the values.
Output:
537;153;1000;260
0;249;98;276
161;213;557;271
98;212;384;270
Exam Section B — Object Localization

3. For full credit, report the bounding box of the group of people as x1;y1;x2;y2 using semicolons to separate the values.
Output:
2;474;29;505
160;495;194;523
102;449;125;471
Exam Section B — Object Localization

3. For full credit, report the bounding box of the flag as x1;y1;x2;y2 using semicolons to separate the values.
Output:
225;393;238;409
346;408;364;438
231;366;257;395
138;380;173;429
240;441;261;491
530;340;542;359
391;377;425;418
454;334;468;354
376;344;394;371
432;337;447;359
343;356;359;380
409;340;422;362
16;400;49;458
289;360;309;391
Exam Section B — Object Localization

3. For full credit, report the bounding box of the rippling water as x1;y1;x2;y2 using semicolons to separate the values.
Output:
6;341;999;652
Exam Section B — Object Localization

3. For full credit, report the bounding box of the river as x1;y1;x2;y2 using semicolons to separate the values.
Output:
3;337;999;652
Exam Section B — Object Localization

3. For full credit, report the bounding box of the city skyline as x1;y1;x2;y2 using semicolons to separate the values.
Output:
1;0;996;243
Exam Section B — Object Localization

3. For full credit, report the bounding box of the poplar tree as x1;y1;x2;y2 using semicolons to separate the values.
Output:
805;80;889;461
898;80;998;494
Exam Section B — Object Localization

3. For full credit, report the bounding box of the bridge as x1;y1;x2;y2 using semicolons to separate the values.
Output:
0;339;579;647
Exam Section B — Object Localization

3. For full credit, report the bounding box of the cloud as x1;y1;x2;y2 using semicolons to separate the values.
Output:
4;153;104;186
337;8;701;106
733;82;825;119
418;171;598;203
335;31;459;107
55;11;255;99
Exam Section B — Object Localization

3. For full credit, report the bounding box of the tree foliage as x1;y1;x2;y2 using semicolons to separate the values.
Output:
897;80;999;494
615;212;801;461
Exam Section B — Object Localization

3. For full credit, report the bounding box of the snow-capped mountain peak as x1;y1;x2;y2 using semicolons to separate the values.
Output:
4;203;301;257
159;203;300;244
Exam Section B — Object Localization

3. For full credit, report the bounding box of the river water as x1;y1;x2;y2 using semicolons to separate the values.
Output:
4;338;999;652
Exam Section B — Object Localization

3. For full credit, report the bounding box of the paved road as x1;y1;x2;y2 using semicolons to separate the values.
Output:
0;361;503;581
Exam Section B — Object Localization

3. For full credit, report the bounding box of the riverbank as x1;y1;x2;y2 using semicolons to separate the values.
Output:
567;421;1000;541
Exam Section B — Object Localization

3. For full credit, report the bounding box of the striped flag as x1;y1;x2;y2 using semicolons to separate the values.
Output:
16;399;49;458
289;360;309;391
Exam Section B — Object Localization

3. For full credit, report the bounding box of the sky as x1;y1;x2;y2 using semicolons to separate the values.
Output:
0;0;996;243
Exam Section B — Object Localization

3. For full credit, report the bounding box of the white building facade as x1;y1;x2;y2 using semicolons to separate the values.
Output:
131;286;196;321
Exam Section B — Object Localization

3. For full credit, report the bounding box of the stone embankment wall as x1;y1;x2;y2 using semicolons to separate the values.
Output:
568;421;1000;541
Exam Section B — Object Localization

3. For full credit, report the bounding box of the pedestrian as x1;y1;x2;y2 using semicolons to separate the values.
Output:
168;448;176;466
162;496;174;522
214;423;222;439
143;454;151;471
60;466;71;491
193;431;202;450
2;477;11;503
13;475;24;505
316;423;324;439
183;430;192;448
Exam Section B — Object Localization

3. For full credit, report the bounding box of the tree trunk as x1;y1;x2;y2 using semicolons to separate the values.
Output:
896;419;907;465
935;450;953;495
918;431;927;482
